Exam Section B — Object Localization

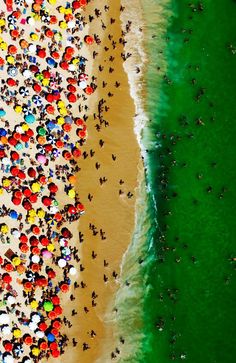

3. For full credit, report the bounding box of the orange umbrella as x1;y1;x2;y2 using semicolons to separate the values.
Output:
8;45;17;54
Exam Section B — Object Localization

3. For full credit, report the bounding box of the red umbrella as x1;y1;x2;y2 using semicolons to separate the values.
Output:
39;322;48;331
46;94;54;103
11;151;19;161
38;49;46;58
61;227;72;239
52;320;61;329
43;70;51;79
51;51;60;59
7;78;16;86
24;281;33;291
11;166;19;176
18;170;26;180
51;328;59;337
40;341;48;350
85;86;94;95
33;83;42;93
60;283;69;293
12;197;21;205
47;269;56;279
5;263;14;272
2;273;12;284
63;151;72;160
29;194;38;203
8;45;17;54
8;137;17;146
3;341;13;352
42;196;52;207
72;148;81;158
31;263;40;272
68;205;77;214
60;61;69;70
29;236;39;246
67;77;77;85
51;296;60;305
19;234;28;243
48;183;58;193
24;335;33;345
84;35;94;45
51;349;60;358
62;123;71;132
32;225;40;235
28;167;36;178
19;243;29;253
67;84;76;93
23;188;32;197
67;93;77;103
32;247;40;255
50;342;58;350
30;65;39;73
48;311;57;320
40;236;49;246
65;46;75;56
54;305;62;315
23;200;32;211
72;1;81;9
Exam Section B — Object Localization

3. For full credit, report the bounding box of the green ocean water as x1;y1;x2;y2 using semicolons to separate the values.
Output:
141;0;236;362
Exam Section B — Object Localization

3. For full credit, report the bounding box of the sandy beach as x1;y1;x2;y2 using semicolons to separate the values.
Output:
0;0;141;362
58;1;141;362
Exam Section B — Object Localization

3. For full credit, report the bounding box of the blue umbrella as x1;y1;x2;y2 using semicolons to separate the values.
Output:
24;114;35;124
10;210;18;219
46;121;56;130
0;128;7;136
0;109;6;117
47;333;55;342
46;57;57;68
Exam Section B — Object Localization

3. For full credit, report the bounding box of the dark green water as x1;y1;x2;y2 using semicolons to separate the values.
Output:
142;0;236;362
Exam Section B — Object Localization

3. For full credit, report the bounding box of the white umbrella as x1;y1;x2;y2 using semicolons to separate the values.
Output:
27;17;35;26
2;157;11;165
69;267;77;276
35;330;44;338
28;44;36;54
29;321;37;331
2;326;11;335
68;64;76;72
3;353;14;363
79;81;87;89
68;21;76;29
23;70;32;79
31;255;40;263
31;313;40;323
59;238;67;247
12;229;20;238
7;295;16;305
0;312;10;325
58;258;66;268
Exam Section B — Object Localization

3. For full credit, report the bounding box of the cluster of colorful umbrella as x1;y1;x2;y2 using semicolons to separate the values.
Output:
0;0;95;360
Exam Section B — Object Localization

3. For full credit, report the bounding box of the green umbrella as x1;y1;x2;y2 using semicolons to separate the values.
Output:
43;300;54;312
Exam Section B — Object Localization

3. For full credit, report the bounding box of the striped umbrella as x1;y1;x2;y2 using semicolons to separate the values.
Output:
32;95;42;106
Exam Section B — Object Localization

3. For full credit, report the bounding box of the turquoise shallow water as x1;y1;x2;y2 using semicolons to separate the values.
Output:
139;0;236;362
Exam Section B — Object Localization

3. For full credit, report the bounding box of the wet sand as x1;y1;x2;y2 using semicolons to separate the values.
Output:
57;1;141;362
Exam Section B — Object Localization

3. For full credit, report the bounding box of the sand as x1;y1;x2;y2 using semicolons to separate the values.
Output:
53;1;141;362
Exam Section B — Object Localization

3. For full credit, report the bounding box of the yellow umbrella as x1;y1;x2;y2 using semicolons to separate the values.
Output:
0;42;7;50
1;224;8;234
0;188;3;195
32;347;40;356
42;78;50;87
68;189;75;199
27;216;35;224
0;19;6;27
47;243;55;252
14;105;22;113
12;257;21;266
28;209;36;217
37;209;45;219
2;179;11;188
30;300;38;309
32;182;41;193
13;328;22;338
6;55;15;64
22;123;29;131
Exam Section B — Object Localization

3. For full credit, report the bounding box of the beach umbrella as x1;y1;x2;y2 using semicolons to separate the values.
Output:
13;328;22;338
35;330;44;338
37;154;47;165
79;81;87;89
2;353;14;363
85;86;94;95
31;347;40;357
60;283;69;293
13;343;24;356
51;350;60;358
4;263;14;272
3;341;13;352
7;295;16;305
47;269;56;279
32;95;42;106
40;341;48;350
0;312;10;325
7;66;18;77
2;326;11;335
9;210;18;219
23;335;33;346
2;274;12;284
69;267;77;276
31;313;41;323
19;87;29;97
54;305;63;316
47;333;55;342
31;255;40;263
38;322;47;331
43;300;54;312
24;114;35;124
42;250;52;259
58;258;66;268
84;35;94;45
